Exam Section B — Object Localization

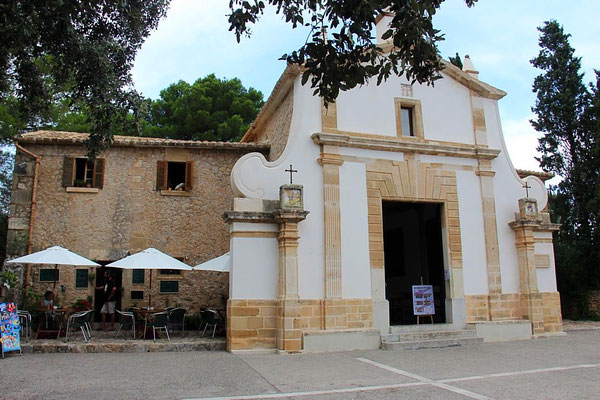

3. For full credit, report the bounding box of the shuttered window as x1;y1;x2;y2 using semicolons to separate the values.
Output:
75;269;88;288
132;269;145;284
157;161;194;191
40;269;59;282
130;290;144;300
62;157;105;189
159;281;179;293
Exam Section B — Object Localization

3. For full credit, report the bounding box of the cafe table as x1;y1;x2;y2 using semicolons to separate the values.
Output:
129;308;166;339
34;306;72;339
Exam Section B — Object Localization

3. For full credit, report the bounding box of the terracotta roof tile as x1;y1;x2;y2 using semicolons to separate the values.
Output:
17;130;270;151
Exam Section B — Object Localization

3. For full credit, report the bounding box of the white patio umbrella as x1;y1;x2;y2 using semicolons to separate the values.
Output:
7;246;100;291
106;248;192;307
193;252;230;272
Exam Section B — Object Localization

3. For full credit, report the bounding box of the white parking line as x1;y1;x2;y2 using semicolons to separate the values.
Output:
439;363;600;383
184;360;600;400
186;381;427;400
356;357;493;400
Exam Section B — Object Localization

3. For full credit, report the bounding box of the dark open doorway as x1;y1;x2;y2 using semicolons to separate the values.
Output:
94;264;123;321
383;201;446;325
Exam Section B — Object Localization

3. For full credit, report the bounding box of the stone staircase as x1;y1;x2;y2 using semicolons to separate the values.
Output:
381;323;483;350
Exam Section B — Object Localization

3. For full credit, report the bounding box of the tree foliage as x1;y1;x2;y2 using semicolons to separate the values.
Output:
0;0;169;155
448;52;463;70
1;1;478;155
145;75;263;142
229;1;477;104
531;20;600;317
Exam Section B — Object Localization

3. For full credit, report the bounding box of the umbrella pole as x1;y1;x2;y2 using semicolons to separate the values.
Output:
149;270;152;308
53;264;57;293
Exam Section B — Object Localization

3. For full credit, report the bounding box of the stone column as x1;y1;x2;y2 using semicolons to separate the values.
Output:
274;210;308;352
476;161;503;320
509;198;545;336
318;149;345;330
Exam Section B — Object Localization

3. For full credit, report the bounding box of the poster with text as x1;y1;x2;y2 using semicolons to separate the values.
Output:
412;285;435;315
0;302;21;353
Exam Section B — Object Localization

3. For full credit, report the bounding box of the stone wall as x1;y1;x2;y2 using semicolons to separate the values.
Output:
252;86;294;161
227;298;374;351
7;141;266;314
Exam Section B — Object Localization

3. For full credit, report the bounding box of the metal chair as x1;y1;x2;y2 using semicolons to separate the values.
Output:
17;310;32;342
84;309;95;338
145;312;170;342
201;310;218;338
65;312;89;343
115;310;136;339
167;308;186;336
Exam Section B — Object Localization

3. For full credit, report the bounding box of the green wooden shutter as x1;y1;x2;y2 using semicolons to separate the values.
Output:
40;269;59;282
132;269;144;284
62;157;75;187
159;281;179;293
75;269;88;288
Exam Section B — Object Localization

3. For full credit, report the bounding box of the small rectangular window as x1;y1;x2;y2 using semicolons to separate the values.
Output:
130;290;144;300
75;269;88;288
160;281;179;293
159;269;181;275
63;157;105;188
401;107;414;137
132;269;145;284
40;269;59;282
156;161;194;191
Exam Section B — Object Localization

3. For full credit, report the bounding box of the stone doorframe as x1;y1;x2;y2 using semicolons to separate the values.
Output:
364;155;466;332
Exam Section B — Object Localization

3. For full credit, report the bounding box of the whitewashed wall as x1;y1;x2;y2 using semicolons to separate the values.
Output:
230;68;556;303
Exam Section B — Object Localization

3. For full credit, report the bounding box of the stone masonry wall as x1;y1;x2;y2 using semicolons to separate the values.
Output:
7;142;264;314
227;298;374;351
252;87;294;161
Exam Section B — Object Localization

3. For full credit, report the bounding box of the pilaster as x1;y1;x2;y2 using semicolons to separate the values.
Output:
509;198;547;336
318;150;344;301
273;210;308;352
470;93;503;320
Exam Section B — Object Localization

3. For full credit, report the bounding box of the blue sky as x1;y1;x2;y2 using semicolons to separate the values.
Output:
132;0;600;172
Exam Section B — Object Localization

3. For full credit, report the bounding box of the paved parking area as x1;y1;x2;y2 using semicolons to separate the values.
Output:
0;328;598;399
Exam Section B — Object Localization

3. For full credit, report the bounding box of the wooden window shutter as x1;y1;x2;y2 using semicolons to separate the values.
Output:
156;161;167;190
185;161;194;191
92;158;105;189
62;157;75;187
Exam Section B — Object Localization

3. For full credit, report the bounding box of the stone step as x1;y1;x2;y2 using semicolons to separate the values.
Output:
20;338;226;354
382;336;484;350
381;329;477;342
389;323;464;333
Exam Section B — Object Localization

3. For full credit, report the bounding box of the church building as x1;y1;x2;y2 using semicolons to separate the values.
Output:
223;16;563;352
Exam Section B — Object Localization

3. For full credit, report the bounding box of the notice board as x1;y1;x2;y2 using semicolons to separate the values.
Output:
412;285;435;316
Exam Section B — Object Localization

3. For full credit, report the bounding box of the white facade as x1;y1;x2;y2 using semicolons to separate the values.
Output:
225;51;562;352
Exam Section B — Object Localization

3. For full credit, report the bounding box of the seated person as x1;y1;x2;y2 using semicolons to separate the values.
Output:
41;290;54;309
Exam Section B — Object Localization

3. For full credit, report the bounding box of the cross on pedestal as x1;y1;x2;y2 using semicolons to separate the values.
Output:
285;164;298;184
523;182;531;198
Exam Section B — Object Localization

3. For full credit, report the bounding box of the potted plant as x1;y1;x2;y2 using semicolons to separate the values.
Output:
0;270;18;300
72;296;93;312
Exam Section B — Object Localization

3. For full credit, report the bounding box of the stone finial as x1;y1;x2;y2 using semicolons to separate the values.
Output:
462;55;479;80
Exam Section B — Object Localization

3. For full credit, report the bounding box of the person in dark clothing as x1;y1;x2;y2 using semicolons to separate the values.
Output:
97;271;117;330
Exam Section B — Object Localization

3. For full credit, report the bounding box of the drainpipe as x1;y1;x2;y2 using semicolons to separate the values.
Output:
14;141;40;292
